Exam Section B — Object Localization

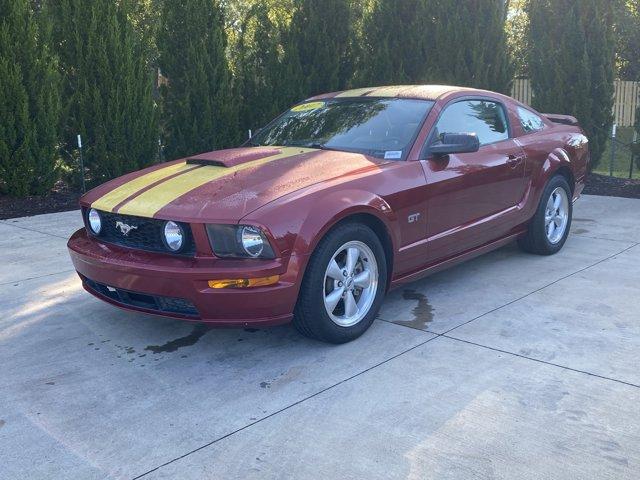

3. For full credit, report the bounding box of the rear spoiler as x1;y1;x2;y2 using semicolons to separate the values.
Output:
543;113;579;126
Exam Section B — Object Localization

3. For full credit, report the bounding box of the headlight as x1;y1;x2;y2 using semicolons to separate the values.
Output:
88;208;102;234
206;224;275;259
240;226;265;257
163;221;184;252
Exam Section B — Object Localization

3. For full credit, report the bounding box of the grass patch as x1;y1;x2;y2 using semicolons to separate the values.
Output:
593;126;639;179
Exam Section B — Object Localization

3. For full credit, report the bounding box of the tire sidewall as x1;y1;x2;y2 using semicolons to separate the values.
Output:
296;223;387;343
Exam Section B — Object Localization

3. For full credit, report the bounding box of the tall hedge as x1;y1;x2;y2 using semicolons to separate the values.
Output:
286;0;354;96
49;0;158;186
0;0;60;196
357;0;512;92
357;0;432;86
528;0;615;168
236;3;289;134
428;0;513;93
158;0;237;159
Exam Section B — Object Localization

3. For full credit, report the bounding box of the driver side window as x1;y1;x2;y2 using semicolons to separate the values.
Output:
433;100;509;146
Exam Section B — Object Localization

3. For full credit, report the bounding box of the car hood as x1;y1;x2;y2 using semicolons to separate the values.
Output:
83;146;386;222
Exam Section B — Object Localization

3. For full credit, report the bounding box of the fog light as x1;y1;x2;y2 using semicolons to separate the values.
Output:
208;275;279;289
88;208;102;234
163;221;184;251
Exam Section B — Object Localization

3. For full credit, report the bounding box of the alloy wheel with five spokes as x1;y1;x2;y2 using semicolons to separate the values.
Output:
323;241;378;327
544;186;569;244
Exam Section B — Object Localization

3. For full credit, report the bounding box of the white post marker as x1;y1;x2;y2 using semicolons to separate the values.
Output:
77;134;86;193
609;124;617;177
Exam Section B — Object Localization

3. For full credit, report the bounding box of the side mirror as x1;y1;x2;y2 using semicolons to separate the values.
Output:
428;133;480;156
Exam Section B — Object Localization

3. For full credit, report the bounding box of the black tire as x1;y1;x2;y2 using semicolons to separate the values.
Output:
293;222;387;344
518;174;572;255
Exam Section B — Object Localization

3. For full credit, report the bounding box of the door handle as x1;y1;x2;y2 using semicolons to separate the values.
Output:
507;154;525;168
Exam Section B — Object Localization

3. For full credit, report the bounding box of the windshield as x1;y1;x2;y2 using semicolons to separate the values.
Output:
249;98;434;159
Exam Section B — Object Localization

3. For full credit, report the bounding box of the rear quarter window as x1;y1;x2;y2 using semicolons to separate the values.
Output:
517;107;545;134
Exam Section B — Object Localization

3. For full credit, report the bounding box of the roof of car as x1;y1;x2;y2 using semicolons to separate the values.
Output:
308;85;481;102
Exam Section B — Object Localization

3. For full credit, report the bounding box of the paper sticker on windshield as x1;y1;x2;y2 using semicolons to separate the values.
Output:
291;101;326;112
384;150;403;159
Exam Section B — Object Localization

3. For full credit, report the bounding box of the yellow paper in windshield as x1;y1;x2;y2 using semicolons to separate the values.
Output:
291;101;326;112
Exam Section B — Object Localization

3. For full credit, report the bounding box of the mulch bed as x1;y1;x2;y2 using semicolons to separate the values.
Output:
1;173;639;220
583;173;640;200
0;181;81;220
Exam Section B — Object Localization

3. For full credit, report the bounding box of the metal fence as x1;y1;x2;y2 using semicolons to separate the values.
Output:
511;78;639;127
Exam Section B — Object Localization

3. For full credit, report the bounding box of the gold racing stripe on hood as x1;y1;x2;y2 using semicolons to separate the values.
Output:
116;147;317;218
91;162;192;213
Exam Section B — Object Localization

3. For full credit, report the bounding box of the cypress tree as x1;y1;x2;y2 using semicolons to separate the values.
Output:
0;0;60;197
236;3;288;133
158;0;237;159
286;0;354;96
614;0;640;81
506;0;529;77
49;0;158;185
528;0;614;168
357;0;433;86
429;0;513;93
583;0;615;169
357;0;512;92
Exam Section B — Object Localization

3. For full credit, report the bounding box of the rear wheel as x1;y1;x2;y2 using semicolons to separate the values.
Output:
294;223;387;343
518;175;572;255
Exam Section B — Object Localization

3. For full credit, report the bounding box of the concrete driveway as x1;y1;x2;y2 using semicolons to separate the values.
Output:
1;195;639;479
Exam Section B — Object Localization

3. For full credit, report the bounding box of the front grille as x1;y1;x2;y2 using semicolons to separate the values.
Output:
82;275;199;317
85;208;195;256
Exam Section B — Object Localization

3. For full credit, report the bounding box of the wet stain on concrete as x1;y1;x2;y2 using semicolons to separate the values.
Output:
259;366;303;390
0;419;5;429
573;228;589;234
114;345;136;355
45;382;55;385
244;328;259;333
393;289;434;330
573;218;596;223
145;324;210;354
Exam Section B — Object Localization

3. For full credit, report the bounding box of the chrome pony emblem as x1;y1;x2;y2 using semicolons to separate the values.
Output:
115;221;138;236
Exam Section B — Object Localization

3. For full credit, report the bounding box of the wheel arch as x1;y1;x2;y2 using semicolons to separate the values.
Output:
536;148;576;202
553;164;575;194
323;212;395;291
292;189;399;290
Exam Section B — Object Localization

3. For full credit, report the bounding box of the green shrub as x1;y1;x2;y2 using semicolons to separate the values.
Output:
158;0;237;160
0;0;60;197
49;0;158;186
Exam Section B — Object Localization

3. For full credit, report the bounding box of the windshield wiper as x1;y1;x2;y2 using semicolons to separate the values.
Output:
306;143;343;152
283;141;344;152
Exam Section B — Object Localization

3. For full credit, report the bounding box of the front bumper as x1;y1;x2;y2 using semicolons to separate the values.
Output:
67;228;305;326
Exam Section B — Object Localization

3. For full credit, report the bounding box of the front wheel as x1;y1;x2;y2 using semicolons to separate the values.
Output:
294;223;387;343
518;174;572;255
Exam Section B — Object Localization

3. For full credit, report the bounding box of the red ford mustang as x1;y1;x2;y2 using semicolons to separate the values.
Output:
68;85;589;343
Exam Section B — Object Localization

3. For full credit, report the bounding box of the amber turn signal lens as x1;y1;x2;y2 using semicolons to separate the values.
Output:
208;275;280;289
